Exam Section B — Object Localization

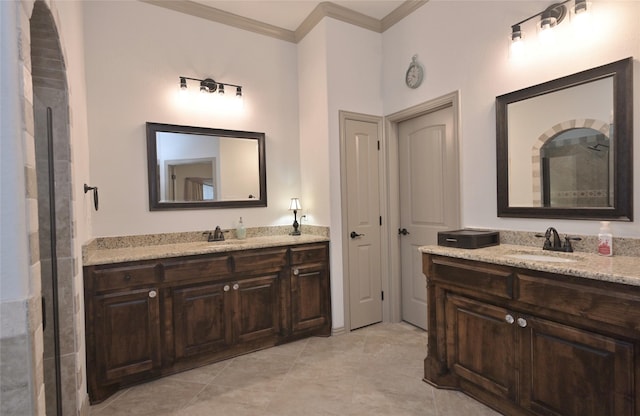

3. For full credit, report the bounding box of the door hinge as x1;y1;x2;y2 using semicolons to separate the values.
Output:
381;291;384;301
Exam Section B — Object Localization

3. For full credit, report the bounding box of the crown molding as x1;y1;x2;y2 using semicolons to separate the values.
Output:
381;1;428;32
141;0;428;44
296;1;380;42
140;0;296;43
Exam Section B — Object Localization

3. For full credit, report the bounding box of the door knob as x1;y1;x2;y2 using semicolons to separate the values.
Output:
350;231;364;239
398;228;410;236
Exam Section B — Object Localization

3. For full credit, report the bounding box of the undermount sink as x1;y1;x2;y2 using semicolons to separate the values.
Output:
505;253;577;263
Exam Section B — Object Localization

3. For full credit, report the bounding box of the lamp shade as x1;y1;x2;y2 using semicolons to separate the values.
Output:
289;198;301;211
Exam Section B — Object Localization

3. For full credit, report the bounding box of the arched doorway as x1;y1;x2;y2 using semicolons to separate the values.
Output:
30;2;77;414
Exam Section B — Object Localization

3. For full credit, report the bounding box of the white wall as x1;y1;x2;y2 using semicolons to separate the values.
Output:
297;18;384;330
83;1;301;236
382;0;640;238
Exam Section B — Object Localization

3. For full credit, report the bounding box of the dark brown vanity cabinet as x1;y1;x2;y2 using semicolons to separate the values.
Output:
424;254;640;416
86;262;163;401
84;242;331;404
290;244;331;335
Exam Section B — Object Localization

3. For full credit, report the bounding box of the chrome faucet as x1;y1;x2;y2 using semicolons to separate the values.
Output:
203;226;225;242
546;227;562;250
536;227;581;252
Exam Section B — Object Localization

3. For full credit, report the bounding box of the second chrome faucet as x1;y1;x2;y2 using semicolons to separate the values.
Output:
536;227;581;252
204;226;225;242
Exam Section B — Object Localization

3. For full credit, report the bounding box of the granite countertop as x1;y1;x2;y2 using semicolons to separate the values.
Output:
84;234;330;266
420;244;640;287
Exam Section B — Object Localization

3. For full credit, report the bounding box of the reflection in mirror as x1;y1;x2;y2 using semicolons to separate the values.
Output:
541;128;612;208
147;123;266;210
496;57;633;221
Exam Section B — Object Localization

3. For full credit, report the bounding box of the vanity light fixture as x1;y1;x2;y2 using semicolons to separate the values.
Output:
289;198;301;236
178;76;242;97
509;0;591;54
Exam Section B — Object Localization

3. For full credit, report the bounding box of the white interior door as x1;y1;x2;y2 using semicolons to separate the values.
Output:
399;105;459;329
344;118;383;330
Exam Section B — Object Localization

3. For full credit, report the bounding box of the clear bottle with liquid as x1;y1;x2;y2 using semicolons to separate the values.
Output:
597;221;613;256
236;217;246;240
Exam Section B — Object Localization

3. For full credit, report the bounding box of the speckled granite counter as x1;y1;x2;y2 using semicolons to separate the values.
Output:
420;244;640;287
84;234;329;266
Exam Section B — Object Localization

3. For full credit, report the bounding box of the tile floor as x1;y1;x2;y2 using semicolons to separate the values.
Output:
89;323;501;415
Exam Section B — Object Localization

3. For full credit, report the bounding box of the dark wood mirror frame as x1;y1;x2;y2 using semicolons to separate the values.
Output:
146;122;267;210
496;57;633;221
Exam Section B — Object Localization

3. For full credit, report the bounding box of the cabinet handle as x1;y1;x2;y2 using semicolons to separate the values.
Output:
223;285;230;292
293;268;299;276
148;290;157;298
233;283;239;290
505;314;514;324
517;317;528;328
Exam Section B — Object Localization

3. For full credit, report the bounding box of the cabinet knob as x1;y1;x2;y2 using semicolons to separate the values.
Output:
124;274;131;281
223;285;230;292
148;290;157;298
293;268;299;276
505;314;514;324
517;317;528;328
233;283;239;291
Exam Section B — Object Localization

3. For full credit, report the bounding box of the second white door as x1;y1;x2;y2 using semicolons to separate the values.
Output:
398;104;460;329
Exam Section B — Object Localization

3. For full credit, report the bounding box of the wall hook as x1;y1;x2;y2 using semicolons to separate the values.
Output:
84;184;99;211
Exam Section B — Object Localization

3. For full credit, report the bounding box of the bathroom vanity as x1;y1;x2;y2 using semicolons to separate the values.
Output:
421;244;640;416
83;236;331;403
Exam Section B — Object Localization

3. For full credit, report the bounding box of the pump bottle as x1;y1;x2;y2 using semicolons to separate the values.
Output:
597;221;613;256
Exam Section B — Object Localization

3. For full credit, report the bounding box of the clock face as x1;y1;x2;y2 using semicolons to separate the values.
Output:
405;63;423;89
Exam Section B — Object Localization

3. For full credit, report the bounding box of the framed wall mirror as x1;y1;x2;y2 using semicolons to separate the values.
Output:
496;57;633;220
146;122;267;210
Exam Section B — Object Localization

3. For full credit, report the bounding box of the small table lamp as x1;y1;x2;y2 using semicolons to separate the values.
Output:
289;198;301;235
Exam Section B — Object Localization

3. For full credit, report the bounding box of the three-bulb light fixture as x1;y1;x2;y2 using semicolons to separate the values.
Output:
179;76;243;97
510;0;591;57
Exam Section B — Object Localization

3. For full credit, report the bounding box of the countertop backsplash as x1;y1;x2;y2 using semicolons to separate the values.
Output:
498;229;640;257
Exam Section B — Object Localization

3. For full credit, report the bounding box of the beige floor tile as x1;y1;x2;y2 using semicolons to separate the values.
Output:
94;378;205;416
89;322;503;416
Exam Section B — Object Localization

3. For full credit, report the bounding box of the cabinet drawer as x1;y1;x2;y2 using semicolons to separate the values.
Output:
431;257;515;299
163;255;232;283
92;264;160;292
233;249;288;273
518;273;640;332
290;244;328;265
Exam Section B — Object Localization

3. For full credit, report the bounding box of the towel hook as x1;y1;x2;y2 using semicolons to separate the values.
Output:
84;184;99;211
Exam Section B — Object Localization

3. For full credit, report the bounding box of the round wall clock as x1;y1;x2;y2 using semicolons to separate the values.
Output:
405;55;424;89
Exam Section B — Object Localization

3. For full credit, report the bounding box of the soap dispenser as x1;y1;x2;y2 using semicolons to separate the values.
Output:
597;221;613;256
236;217;246;240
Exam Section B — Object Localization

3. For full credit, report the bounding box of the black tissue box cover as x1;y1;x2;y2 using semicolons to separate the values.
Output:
437;229;499;249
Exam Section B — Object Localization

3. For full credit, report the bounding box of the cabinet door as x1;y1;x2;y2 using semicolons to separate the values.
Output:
444;294;517;401
234;274;281;343
172;282;233;360
94;287;161;383
520;316;635;416
291;263;330;333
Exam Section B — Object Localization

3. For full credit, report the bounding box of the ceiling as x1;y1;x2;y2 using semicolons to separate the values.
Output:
191;1;408;31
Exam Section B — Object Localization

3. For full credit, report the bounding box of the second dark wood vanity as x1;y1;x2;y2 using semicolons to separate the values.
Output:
84;240;331;403
422;248;640;416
